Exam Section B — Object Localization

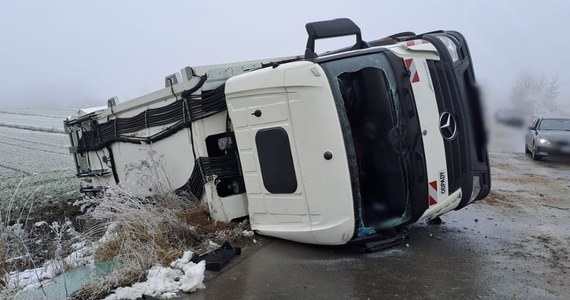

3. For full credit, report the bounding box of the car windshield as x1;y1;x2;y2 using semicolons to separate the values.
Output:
539;119;570;131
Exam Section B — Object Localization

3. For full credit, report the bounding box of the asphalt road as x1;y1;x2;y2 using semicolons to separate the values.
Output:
188;125;570;299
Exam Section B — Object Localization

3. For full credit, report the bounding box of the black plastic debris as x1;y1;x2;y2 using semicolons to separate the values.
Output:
428;216;443;225
349;230;408;253
191;241;241;271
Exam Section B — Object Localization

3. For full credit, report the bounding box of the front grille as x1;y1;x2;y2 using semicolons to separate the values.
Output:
427;60;468;193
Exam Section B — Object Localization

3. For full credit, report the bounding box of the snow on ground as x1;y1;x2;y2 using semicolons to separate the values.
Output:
7;259;67;292
5;221;93;292
6;216;207;298
5;223;122;296
104;251;206;300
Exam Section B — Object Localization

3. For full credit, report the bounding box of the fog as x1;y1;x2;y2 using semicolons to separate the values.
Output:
0;0;568;112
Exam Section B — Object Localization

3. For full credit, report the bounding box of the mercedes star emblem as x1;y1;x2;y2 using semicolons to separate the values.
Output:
439;112;457;140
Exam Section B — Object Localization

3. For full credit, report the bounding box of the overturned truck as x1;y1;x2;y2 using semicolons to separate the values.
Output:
65;18;490;246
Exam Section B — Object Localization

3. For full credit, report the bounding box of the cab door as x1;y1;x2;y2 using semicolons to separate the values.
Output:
225;61;355;245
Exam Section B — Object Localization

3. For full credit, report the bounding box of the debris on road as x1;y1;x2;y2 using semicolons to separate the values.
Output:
191;242;241;272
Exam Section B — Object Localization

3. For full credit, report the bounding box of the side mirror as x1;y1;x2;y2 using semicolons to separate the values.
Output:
528;126;535;130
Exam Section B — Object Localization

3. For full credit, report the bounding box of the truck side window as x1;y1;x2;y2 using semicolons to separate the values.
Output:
255;127;298;194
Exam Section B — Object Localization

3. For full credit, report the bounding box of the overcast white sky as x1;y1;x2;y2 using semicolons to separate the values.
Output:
0;0;568;111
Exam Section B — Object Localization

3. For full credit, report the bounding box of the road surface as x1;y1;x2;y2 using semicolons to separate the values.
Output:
189;124;569;299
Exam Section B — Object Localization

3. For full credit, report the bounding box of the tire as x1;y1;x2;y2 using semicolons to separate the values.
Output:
531;143;542;161
525;142;531;154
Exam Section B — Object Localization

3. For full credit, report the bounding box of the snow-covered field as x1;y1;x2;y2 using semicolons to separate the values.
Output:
0;127;70;174
0;108;75;129
0;108;78;208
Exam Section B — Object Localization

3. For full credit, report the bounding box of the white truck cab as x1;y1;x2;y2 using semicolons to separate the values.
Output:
65;18;490;246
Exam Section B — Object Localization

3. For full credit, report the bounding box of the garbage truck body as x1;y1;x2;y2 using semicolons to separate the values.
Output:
64;18;490;245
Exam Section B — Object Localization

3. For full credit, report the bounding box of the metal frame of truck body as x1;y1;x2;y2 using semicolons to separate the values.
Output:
64;18;490;246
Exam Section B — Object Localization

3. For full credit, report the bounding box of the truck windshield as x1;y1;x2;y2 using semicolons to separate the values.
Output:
320;52;411;229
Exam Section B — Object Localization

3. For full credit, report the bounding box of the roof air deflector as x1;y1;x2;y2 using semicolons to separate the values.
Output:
304;18;369;59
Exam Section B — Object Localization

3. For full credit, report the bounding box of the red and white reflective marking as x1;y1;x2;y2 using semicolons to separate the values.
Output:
405;39;430;47
404;58;420;83
429;180;438;206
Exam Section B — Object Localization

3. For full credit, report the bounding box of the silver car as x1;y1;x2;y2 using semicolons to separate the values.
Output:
525;117;570;160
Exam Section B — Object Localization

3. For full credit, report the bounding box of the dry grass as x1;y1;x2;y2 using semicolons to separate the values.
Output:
1;178;40;292
79;186;199;260
2;149;254;299
71;182;253;299
0;177;83;297
0;234;6;288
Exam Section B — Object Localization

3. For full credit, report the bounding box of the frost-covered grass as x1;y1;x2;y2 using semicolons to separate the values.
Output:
0;108;76;118
0;109;83;296
2;220;85;290
0;127;72;175
0;172;80;214
70;184;252;299
0;206;87;298
1;108;254;299
0;111;69;130
0;124;79;220
0;168;222;299
0;177;233;299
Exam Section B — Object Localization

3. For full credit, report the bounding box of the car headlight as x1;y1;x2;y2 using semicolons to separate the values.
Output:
538;138;550;144
435;35;459;62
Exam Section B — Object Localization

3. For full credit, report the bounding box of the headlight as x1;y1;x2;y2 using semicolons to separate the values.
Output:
538;138;550;144
435;35;459;62
468;175;481;204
